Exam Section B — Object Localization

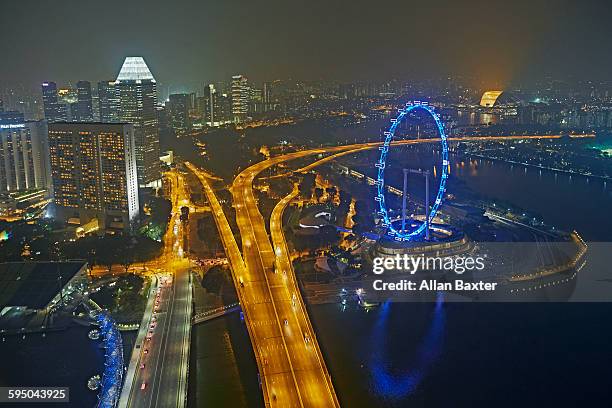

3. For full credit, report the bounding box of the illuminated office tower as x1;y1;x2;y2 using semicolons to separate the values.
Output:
231;75;249;124
167;93;193;135
203;84;218;126
48;122;139;231
0;111;51;194
41;82;68;122
75;81;94;122
57;87;77;121
249;86;263;114
218;93;232;124
98;80;120;123
115;56;160;186
262;81;273;112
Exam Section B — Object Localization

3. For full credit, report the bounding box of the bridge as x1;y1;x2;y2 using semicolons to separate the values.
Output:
187;133;594;406
192;303;241;324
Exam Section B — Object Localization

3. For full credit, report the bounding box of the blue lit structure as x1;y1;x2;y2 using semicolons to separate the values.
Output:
95;311;124;408
370;293;445;400
375;101;449;241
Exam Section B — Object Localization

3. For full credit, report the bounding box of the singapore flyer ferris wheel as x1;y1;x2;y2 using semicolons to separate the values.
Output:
375;101;450;241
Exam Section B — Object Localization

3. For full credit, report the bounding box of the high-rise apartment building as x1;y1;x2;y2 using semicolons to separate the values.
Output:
231;75;249;124
0;111;51;194
115;57;160;186
75;81;94;122
48;122;139;231
41;82;68;123
98;80;120;123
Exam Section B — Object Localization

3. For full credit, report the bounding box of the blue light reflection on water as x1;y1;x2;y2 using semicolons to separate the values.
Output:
369;292;445;400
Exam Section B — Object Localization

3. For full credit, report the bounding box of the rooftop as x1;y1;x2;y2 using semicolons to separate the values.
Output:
116;56;156;83
0;261;86;309
480;90;504;107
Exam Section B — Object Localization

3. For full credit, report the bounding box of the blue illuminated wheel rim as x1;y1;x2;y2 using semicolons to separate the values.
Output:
375;101;449;241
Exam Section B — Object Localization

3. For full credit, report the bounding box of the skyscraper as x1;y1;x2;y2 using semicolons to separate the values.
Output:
48;122;139;231
249;86;264;114
57;87;76;121
98;80;120;123
0;111;51;194
75;81;94;122
217;92;232;125
231;75;249;124
167;93;193;136
203;84;218;126
41;82;68;123
115;57;160;186
263;82;272;112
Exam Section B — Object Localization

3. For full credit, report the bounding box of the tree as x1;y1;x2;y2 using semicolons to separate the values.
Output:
132;237;163;263
339;190;351;206
141;196;172;240
326;187;337;203
299;174;315;200
117;236;135;272
96;236;122;272
314;188;324;203
319;224;340;247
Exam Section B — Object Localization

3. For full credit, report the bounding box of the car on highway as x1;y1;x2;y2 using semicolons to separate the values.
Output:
141;383;147;390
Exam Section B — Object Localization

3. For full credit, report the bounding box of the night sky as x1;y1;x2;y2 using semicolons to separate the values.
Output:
1;0;611;88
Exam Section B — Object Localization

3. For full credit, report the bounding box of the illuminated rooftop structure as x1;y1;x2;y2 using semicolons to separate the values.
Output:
480;90;504;107
0;261;88;311
116;57;156;83
115;57;160;186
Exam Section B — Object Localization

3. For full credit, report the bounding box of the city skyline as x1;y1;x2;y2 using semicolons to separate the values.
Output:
1;0;612;88
2;2;612;407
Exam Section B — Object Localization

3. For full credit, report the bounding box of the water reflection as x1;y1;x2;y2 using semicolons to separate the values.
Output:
369;292;445;400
